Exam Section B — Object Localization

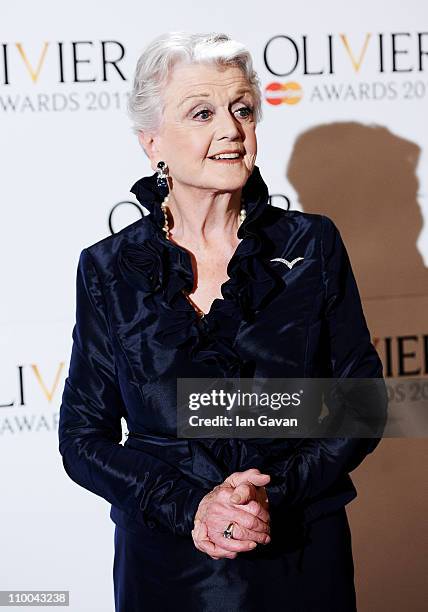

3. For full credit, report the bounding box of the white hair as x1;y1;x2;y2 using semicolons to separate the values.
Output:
127;31;263;136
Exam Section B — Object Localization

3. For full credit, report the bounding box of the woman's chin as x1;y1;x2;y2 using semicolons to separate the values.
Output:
206;165;250;188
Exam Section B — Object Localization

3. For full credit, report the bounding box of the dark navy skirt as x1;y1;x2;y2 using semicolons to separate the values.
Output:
112;505;356;611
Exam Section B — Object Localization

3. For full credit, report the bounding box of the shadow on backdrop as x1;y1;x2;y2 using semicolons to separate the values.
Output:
286;122;428;612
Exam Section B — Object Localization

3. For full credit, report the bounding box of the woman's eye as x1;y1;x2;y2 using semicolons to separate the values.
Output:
193;109;212;120
235;105;253;119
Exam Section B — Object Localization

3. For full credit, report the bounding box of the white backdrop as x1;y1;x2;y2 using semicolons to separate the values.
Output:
2;1;427;610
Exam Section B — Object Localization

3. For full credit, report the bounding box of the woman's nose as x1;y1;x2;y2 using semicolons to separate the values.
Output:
215;109;242;140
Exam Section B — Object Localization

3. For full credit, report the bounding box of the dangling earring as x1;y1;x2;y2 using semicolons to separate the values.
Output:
156;161;170;237
156;160;169;195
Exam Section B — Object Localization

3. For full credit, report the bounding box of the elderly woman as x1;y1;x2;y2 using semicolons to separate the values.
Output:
58;32;386;611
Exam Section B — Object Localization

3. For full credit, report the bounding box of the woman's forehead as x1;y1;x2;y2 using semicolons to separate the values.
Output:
166;63;250;100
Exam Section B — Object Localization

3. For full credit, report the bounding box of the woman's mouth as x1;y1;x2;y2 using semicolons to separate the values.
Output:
208;152;243;163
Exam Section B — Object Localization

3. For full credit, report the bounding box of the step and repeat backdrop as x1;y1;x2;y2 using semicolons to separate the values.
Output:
2;1;427;610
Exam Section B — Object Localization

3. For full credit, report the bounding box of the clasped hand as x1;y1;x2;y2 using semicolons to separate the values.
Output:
192;468;271;560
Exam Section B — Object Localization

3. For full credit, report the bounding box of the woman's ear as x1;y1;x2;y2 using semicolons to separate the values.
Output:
137;130;159;169
137;130;150;154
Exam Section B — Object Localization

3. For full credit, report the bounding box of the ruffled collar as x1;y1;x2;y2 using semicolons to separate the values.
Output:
117;165;284;377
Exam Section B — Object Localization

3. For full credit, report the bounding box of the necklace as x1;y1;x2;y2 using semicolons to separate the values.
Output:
160;193;246;319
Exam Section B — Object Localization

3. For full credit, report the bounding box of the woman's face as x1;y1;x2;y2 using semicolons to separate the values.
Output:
145;62;258;194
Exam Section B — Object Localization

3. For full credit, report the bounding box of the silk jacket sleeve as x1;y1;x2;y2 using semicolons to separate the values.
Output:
265;215;387;519
58;248;210;537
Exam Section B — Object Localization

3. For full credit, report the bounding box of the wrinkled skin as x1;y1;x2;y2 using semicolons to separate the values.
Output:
192;468;272;560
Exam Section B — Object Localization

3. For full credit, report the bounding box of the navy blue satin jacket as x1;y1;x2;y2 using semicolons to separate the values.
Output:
58;165;385;542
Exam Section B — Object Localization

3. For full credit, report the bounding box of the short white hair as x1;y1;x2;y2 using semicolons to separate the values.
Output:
127;31;263;136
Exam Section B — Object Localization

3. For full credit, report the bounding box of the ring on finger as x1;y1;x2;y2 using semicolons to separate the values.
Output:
223;522;235;539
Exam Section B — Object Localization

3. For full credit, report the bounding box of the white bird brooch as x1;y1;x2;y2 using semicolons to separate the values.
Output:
270;257;304;269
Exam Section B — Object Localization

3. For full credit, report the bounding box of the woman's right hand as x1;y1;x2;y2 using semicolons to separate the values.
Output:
224;469;271;516
192;468;271;560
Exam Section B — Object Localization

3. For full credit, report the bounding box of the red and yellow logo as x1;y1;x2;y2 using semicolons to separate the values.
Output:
265;82;303;105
